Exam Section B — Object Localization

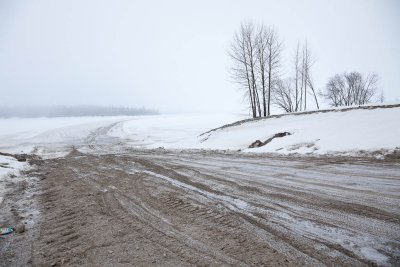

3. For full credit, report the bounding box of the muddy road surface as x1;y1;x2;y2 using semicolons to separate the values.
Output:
1;148;400;266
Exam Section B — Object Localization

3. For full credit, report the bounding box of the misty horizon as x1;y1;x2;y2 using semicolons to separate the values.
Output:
0;105;159;118
0;0;399;114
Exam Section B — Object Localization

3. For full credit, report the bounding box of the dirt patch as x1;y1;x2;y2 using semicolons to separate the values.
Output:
249;132;291;148
384;148;400;160
28;153;300;266
0;152;29;162
2;149;400;266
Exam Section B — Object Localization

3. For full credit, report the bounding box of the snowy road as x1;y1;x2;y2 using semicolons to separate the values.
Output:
18;149;399;266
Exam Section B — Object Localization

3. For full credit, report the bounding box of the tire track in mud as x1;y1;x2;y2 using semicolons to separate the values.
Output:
84;121;123;151
32;152;247;266
101;189;243;266
170;164;400;223
160;154;400;217
128;158;369;266
90;156;368;265
78;155;278;265
123;169;304;266
30;150;400;266
128;152;400;266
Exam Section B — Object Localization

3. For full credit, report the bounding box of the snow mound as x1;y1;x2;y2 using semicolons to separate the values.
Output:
198;105;400;156
0;154;27;205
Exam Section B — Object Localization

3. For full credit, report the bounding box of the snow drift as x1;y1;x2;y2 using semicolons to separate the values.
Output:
0;154;27;205
198;105;400;156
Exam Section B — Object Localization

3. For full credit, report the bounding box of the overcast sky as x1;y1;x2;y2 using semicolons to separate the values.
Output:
0;0;399;113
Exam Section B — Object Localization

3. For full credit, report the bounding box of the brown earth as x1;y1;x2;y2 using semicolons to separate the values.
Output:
1;149;400;266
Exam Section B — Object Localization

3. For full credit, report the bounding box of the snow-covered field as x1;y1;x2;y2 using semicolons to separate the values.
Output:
0;106;399;157
107;113;244;149
0;114;244;154
0;116;133;154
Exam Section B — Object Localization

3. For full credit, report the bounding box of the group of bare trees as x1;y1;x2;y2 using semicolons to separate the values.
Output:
230;21;380;117
321;72;379;107
230;22;320;117
229;22;282;118
273;42;319;113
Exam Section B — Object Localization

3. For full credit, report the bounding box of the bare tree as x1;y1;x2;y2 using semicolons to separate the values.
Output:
244;23;262;117
379;90;385;103
302;44;307;110
322;72;379;107
324;74;344;107
273;78;295;113
271;41;321;114
294;43;302;111
230;22;282;117
305;71;320;110
290;42;319;112
255;25;269;117
300;42;319;110
255;25;282;116
264;28;282;116
229;22;261;118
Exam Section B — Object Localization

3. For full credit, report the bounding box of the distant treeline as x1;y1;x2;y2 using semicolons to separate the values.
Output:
0;105;159;118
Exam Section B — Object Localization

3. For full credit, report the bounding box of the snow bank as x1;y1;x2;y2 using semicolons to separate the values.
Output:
0;155;27;205
108;106;400;155
199;106;400;155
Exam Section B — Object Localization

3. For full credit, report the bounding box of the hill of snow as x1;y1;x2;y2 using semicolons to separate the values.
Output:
197;105;400;156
